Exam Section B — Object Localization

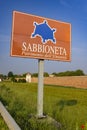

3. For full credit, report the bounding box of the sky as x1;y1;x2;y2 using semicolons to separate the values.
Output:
0;0;87;75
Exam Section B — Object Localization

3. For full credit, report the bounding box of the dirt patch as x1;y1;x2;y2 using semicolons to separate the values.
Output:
32;76;87;88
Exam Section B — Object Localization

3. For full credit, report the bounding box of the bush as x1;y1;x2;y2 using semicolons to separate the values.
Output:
18;78;26;83
11;77;17;82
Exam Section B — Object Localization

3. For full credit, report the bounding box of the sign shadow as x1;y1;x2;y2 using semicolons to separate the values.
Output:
57;99;77;111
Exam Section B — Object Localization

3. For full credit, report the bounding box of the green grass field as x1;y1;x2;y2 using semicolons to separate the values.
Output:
0;115;9;130
0;82;87;130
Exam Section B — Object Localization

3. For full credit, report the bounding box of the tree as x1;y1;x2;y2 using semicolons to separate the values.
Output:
44;72;49;77
52;69;85;77
75;69;85;76
8;71;14;78
32;73;38;77
0;74;3;78
22;73;27;77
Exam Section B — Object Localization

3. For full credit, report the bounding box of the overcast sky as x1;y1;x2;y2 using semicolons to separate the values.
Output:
0;0;87;75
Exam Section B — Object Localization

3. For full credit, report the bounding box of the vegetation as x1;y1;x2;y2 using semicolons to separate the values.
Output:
52;69;85;77
0;82;87;130
44;72;49;77
0;69;85;81
0;115;9;130
11;77;26;83
0;74;7;80
32;72;49;77
8;71;14;78
32;73;38;77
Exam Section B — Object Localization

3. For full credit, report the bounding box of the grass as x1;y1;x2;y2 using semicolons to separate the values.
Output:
0;82;87;130
0;115;9;130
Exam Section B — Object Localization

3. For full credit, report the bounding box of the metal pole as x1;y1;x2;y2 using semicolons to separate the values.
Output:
37;59;44;118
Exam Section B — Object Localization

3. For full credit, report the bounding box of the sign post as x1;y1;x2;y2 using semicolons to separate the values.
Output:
10;11;71;118
37;59;44;117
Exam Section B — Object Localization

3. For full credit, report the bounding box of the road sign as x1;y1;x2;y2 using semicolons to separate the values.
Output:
10;11;71;61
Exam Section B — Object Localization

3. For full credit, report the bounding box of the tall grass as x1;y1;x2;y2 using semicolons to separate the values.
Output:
0;115;9;130
0;82;87;130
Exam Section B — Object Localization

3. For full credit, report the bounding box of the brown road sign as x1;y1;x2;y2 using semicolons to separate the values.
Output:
10;11;71;61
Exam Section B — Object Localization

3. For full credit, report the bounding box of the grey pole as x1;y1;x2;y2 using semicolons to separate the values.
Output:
37;59;44;118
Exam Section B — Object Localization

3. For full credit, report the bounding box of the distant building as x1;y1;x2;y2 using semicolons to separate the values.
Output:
26;73;31;83
49;74;54;77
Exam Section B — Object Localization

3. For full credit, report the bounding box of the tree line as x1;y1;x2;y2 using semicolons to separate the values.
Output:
0;69;85;80
52;69;85;77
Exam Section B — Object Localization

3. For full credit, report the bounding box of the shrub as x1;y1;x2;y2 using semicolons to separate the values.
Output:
18;79;26;83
